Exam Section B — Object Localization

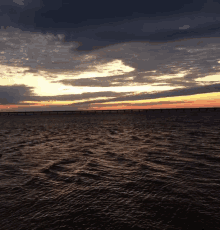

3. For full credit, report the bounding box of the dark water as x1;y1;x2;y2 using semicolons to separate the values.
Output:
0;110;220;230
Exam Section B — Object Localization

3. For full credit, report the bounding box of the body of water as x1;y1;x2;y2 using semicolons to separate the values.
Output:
0;111;220;230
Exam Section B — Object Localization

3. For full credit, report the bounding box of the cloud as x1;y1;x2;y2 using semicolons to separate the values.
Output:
69;37;220;89
0;84;34;104
88;100;187;109
179;25;190;30
0;28;81;71
26;91;126;102
69;83;220;106
0;0;43;29
1;13;220;78
67;13;220;52
1;82;219;112
201;0;220;13
13;0;25;6
1;3;220;112
1;29;220;104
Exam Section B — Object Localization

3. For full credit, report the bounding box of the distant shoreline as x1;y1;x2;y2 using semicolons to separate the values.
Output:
0;107;219;116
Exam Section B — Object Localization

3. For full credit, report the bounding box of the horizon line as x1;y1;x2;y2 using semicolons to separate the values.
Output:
0;106;220;114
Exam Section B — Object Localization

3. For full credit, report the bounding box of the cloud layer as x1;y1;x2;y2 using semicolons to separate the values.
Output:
0;0;220;111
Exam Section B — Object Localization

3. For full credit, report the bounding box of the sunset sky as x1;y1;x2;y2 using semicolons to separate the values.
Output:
0;0;220;111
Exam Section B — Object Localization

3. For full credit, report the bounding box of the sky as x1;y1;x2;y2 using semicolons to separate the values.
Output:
0;0;220;111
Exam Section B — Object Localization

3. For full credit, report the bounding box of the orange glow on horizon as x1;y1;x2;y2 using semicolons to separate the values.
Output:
1;92;220;112
88;92;220;110
88;100;220;111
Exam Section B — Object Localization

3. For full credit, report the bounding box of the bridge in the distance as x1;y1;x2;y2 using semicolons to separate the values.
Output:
0;107;220;116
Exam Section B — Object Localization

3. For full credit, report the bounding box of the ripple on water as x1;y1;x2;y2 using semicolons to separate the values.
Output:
0;112;220;229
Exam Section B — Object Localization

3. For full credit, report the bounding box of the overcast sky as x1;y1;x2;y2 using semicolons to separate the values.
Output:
0;0;220;111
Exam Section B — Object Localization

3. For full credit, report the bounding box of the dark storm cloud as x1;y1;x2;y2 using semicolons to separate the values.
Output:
0;84;34;104
0;0;43;29
1;0;220;52
41;12;220;53
1;0;220;74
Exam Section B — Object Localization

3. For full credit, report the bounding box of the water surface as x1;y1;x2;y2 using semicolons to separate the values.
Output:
0;111;220;230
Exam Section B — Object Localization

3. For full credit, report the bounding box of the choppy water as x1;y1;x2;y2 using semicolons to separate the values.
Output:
0;110;220;230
